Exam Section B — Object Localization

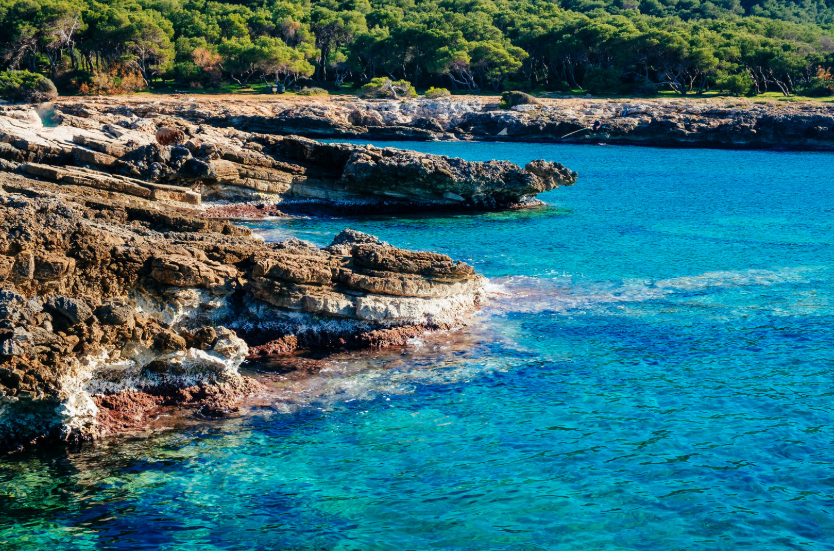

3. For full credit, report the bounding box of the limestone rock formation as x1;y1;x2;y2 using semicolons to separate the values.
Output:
0;171;486;453
55;95;834;150
0;102;577;214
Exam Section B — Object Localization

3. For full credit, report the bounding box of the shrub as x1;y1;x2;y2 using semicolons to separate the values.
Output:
498;91;540;109
629;77;658;96
715;73;754;96
297;86;329;96
424;86;451;99
75;68;145;95
582;67;626;95
503;79;533;91
192;47;223;87
797;67;834;97
359;77;417;99
0;71;58;103
173;61;203;85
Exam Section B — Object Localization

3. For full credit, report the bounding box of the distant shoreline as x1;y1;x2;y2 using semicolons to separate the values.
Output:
54;95;834;151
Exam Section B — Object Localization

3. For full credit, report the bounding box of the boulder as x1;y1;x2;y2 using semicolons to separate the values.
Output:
46;296;93;325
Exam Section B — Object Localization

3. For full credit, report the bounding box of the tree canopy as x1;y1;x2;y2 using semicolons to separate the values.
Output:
3;0;834;96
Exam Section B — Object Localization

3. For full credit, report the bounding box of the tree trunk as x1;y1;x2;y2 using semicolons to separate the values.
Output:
68;44;78;71
47;52;58;81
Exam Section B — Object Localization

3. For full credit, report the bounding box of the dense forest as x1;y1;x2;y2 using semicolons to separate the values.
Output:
4;0;834;96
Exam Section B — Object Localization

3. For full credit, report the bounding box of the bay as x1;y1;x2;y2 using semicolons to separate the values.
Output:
2;142;833;550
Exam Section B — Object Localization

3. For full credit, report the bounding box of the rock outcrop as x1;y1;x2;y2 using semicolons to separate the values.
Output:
56;95;834;150
0;102;577;214
0;98;580;452
0;170;486;453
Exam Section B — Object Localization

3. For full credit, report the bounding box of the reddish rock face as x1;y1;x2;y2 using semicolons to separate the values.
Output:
156;127;186;146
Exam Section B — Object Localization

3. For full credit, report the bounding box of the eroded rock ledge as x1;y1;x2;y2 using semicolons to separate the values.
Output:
0;103;576;214
0;172;486;453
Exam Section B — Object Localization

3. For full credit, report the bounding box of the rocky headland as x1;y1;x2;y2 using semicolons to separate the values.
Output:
0;172;488;452
0;101;581;453
0;101;575;215
52;95;834;150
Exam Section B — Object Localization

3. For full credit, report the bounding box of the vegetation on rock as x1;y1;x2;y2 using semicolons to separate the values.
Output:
297;86;329;95
359;78;417;98
499;91;540;109
0;71;58;103
424;87;451;99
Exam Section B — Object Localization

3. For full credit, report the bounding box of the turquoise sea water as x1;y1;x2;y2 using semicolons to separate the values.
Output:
2;142;834;550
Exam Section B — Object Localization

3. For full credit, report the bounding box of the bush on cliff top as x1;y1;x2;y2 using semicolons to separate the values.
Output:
297;86;329;96
424;87;451;99
498;91;540;109
0;71;58;103
360;78;417;99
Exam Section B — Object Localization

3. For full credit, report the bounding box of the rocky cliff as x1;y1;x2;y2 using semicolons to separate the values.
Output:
0;170;486;453
0;102;576;214
59;95;834;150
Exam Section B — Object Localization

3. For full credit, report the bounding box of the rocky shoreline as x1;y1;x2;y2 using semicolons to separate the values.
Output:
0;100;575;215
50;95;834;150
0;102;578;453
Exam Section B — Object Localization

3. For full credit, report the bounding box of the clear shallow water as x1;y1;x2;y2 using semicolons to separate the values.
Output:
3;143;834;550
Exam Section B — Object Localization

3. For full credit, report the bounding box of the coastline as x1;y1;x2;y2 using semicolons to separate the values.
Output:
53;94;834;151
0;102;575;454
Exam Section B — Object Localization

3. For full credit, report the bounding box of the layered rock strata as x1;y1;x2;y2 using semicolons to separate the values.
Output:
0;103;577;213
0;171;486;453
53;95;834;150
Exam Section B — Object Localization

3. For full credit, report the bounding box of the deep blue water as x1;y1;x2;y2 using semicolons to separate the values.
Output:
2;142;834;550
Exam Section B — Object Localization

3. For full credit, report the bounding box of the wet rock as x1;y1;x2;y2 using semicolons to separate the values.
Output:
525;160;578;190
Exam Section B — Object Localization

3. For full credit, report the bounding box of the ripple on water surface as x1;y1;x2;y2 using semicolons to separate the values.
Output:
2;143;834;550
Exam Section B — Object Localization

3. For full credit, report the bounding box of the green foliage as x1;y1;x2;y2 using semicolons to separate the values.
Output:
424;86;451;98
0;70;57;102
297;86;328;95
797;68;834;97
504;79;532;91
715;74;755;96
582;67;625;95
173;62;202;83
4;0;834;97
499;91;539;109
360;77;416;98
